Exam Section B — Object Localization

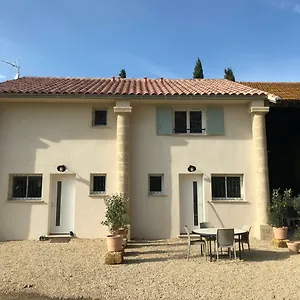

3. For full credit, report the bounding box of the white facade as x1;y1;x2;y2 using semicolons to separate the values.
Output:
0;97;269;240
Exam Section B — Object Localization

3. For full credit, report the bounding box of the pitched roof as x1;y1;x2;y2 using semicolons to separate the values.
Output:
0;77;268;97
240;82;300;101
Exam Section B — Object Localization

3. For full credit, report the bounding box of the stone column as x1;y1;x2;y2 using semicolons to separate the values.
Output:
250;107;270;239
114;105;132;198
114;104;132;239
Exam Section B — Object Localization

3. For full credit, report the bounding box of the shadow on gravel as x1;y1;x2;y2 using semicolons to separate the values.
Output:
0;293;93;300
243;249;291;262
124;257;168;264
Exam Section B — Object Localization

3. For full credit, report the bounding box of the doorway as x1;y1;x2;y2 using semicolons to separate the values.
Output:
50;175;75;234
179;174;204;233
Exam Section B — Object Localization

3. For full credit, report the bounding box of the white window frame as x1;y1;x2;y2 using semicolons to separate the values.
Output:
211;174;244;200
90;173;107;194
148;174;164;195
9;174;43;200
173;109;206;135
92;108;108;127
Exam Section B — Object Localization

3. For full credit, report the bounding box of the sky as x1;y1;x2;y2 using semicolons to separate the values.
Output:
0;0;300;82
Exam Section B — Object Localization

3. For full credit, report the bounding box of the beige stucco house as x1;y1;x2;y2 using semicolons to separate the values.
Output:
0;77;278;240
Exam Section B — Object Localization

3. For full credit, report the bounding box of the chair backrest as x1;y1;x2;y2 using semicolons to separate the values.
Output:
241;225;251;241
199;222;214;228
184;225;191;242
217;229;234;247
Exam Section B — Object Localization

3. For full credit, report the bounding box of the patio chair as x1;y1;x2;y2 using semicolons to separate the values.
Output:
215;228;236;262
235;225;251;252
184;225;207;260
199;222;214;228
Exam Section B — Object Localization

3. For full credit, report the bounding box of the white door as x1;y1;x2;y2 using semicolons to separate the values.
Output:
179;174;204;233
50;175;75;234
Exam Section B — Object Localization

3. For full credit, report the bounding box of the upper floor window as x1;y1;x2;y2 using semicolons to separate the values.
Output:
211;175;243;200
10;174;43;200
174;110;205;134
92;109;107;126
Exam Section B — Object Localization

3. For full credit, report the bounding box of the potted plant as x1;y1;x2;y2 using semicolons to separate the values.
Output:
268;189;290;240
101;194;129;252
287;227;300;254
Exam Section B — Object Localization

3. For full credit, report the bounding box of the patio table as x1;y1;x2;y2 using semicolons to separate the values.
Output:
192;228;247;262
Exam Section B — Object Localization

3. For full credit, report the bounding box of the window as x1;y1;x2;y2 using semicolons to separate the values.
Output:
149;174;163;194
92;109;107;126
211;175;243;200
174;110;204;134
10;174;42;200
91;174;106;194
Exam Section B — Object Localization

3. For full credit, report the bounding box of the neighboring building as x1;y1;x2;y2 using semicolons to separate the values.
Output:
241;82;300;197
0;77;276;240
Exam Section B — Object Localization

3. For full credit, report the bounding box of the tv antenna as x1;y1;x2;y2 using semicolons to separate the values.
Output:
0;59;20;79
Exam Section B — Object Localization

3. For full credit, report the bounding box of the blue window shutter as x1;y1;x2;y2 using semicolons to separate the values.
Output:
156;107;173;135
206;107;225;135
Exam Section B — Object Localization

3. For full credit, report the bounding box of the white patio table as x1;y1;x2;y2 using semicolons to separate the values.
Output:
192;228;247;261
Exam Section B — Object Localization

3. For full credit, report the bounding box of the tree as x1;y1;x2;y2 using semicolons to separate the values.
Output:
193;58;204;79
224;68;235;82
119;69;126;78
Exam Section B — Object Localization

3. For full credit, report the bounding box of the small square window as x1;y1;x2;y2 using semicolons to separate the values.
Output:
211;175;243;200
149;174;163;194
10;174;43;200
92;109;107;126
91;174;106;194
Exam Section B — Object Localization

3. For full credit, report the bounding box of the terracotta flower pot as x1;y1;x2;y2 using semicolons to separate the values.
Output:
273;227;288;240
106;235;123;252
287;242;300;254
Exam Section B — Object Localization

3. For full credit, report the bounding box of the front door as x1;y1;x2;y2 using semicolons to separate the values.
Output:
50;175;75;234
179;174;204;233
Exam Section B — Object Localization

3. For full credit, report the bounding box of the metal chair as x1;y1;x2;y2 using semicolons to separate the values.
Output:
184;225;206;260
199;222;214;228
235;225;251;252
215;228;236;262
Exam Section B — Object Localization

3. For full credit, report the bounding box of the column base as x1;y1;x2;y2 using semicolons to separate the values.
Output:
255;223;273;240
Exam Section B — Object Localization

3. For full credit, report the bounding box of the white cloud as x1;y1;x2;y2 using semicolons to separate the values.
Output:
267;0;300;13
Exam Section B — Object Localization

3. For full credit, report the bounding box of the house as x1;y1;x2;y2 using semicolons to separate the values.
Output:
0;77;277;240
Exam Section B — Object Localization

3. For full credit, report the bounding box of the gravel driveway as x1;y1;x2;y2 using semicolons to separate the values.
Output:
0;238;299;300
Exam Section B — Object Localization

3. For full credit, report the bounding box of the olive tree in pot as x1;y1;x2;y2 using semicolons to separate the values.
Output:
287;196;300;253
268;189;290;240
101;194;128;252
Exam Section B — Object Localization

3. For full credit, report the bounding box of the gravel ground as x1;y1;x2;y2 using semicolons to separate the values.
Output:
0;238;300;300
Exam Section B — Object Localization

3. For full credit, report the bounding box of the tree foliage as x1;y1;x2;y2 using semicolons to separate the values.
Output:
193;58;204;79
119;69;126;78
224;68;235;81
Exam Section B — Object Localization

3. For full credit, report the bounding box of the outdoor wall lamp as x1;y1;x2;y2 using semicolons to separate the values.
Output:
187;165;197;172
57;165;67;172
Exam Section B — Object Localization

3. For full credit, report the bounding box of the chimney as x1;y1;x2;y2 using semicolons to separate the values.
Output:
160;77;164;83
144;77;147;83
111;76;115;81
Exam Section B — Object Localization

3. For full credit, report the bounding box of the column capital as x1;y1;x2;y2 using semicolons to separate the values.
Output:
113;106;132;113
249;107;269;115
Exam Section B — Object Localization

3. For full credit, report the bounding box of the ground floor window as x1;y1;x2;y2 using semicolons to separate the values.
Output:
211;175;243;200
90;174;106;194
10;174;43;200
149;174;164;194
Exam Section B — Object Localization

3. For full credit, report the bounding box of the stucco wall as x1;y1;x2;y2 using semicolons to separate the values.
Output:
130;103;255;239
0;100;260;240
0;102;117;240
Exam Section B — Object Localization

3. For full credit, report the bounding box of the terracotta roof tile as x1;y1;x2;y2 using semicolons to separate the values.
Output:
240;82;300;101
0;77;268;97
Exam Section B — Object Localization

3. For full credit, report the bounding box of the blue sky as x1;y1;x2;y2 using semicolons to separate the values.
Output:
0;0;300;82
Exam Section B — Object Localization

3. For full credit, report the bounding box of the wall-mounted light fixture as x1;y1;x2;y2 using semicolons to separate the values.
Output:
187;165;197;172
57;165;67;172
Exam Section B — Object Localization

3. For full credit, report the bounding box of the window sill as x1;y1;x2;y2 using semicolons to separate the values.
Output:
90;125;110;129
6;200;45;203
147;194;168;197
210;200;249;204
88;194;107;198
